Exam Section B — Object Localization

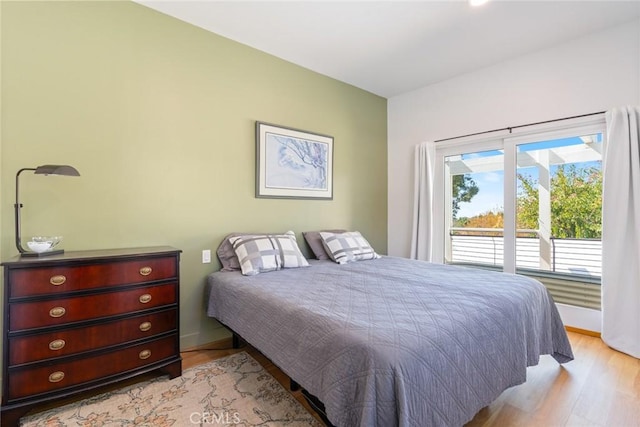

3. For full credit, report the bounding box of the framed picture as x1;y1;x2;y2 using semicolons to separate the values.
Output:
255;121;334;199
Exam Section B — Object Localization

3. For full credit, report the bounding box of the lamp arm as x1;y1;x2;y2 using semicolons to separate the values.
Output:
15;168;36;254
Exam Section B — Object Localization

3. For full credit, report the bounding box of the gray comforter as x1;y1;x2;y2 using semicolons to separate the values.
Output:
207;256;573;427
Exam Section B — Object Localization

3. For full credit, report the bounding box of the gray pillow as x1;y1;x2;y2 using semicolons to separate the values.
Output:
229;231;309;276
303;229;346;260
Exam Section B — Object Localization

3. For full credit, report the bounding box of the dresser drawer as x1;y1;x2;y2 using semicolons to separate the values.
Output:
9;256;176;299
9;283;177;331
6;335;177;401
8;309;177;365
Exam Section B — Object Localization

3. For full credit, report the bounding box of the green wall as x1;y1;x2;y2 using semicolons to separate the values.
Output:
0;1;387;348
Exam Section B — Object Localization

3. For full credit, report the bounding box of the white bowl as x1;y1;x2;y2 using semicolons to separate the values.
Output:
32;236;63;248
27;241;53;253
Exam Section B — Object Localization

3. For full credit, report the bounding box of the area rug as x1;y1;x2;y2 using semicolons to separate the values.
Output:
21;351;323;426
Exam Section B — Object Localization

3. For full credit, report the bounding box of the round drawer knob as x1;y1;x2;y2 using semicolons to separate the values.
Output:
139;349;151;360
139;294;152;304
50;275;67;286
48;371;65;383
139;321;152;332
49;307;66;318
139;266;152;276
49;339;66;351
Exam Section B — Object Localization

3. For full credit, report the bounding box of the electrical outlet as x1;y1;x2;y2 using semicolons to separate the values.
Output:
202;249;211;264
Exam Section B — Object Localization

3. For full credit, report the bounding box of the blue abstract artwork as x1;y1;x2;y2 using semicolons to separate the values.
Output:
264;133;328;191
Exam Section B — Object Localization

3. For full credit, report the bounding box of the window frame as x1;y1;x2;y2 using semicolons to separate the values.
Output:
433;116;606;279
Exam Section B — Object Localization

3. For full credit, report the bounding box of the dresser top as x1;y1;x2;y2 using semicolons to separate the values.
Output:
1;246;181;267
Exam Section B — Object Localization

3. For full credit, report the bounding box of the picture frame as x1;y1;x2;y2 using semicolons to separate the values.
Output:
255;121;334;199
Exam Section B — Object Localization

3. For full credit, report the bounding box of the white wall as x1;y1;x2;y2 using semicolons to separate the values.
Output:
388;19;640;258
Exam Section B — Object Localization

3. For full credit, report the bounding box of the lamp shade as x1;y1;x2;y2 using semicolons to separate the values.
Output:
33;165;80;176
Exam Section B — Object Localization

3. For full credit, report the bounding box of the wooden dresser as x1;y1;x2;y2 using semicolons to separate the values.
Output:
1;246;182;427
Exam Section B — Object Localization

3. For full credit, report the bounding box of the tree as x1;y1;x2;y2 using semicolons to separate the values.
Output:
517;164;602;238
464;210;504;229
459;210;504;236
452;174;479;219
516;172;539;233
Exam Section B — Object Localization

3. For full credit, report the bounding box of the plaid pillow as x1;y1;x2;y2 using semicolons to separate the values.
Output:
302;229;347;260
229;231;309;276
319;231;381;264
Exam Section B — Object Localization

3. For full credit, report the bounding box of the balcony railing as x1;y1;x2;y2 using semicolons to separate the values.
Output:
448;229;602;278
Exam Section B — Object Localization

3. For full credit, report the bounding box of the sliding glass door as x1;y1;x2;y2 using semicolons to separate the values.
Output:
433;119;605;309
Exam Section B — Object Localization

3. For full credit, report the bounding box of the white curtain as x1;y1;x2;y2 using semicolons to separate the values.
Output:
602;106;640;358
410;142;436;261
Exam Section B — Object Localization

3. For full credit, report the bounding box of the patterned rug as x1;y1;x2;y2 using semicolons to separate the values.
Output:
21;351;323;426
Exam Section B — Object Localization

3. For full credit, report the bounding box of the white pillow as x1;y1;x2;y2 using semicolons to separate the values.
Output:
319;231;381;264
229;231;309;276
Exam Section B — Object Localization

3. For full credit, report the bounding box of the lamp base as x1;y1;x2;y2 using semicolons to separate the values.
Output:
20;249;64;258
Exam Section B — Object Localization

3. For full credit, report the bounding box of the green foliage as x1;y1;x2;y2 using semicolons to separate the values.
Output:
453;217;469;227
516;172;539;231
452;175;479;219
517;163;602;238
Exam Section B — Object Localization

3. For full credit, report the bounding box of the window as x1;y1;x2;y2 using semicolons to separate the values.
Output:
444;149;504;267
434;118;605;309
515;134;602;278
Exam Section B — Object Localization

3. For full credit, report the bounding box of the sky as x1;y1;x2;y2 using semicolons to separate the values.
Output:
457;170;503;218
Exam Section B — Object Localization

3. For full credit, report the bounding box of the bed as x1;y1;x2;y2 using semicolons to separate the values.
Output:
206;237;573;427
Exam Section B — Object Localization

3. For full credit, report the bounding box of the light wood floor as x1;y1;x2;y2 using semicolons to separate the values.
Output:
183;331;640;427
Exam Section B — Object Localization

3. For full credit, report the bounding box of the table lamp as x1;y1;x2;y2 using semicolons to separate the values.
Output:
15;164;81;257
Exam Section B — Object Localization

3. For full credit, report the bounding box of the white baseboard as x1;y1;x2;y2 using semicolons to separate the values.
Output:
556;303;601;333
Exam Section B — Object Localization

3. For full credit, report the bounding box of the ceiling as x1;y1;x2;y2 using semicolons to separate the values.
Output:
136;1;640;98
